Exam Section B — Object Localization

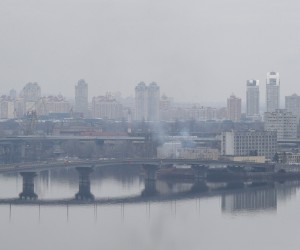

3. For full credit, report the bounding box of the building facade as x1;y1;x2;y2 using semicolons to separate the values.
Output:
135;82;148;121
227;94;241;121
44;95;71;114
21;82;41;102
157;142;219;160
92;94;123;120
285;94;300;122
246;80;260;119
0;97;15;119
75;79;88;117
160;106;217;121
147;82;160;121
266;72;280;112
264;109;297;140
134;82;160;121
221;130;277;160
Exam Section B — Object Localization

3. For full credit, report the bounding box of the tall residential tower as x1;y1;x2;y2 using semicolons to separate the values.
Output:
246;80;260;119
75;79;88;117
135;82;160;121
147;82;160;121
227;94;241;121
266;72;280;112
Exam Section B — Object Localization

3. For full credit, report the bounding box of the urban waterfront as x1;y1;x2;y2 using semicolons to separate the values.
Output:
0;165;300;250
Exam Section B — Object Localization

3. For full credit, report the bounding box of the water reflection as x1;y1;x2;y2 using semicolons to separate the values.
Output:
0;166;294;216
221;184;277;213
1;166;300;250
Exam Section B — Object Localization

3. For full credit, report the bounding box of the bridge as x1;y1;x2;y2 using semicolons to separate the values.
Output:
0;170;290;207
0;158;275;174
0;160;298;209
0;135;146;143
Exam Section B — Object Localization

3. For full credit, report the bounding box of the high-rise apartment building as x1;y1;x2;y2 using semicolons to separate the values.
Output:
135;82;160;121
21;82;41;102
285;94;300;122
147;82;160;121
135;82;148;121
246;80;260;119
264;109;297;140
227;94;241;121
266;72;280;112
75;79;88;117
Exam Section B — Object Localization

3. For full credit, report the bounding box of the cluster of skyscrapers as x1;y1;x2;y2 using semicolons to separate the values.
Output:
227;72;281;122
2;71;300;130
2;72;300;163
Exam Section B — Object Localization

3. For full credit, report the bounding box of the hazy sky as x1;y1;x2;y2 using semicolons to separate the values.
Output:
1;0;300;105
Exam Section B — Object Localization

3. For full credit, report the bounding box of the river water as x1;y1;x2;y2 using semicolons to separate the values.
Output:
0;165;300;250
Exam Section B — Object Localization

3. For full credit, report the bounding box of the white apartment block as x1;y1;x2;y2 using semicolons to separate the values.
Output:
160;106;217;121
45;96;71;114
92;95;123;120
221;130;277;160
264;109;297;140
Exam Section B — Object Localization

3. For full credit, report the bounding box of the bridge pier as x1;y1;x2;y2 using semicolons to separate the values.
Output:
141;164;159;197
75;167;95;201
19;172;38;200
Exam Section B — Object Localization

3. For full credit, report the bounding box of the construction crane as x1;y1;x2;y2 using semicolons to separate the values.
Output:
22;98;48;135
23;110;38;135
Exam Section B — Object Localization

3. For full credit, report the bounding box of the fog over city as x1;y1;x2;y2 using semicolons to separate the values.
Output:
3;1;300;250
1;0;300;103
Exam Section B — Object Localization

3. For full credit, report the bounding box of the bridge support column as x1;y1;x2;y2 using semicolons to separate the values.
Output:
19;172;38;200
75;167;94;201
142;164;158;197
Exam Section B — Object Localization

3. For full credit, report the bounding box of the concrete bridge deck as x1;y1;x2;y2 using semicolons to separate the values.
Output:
0;158;276;174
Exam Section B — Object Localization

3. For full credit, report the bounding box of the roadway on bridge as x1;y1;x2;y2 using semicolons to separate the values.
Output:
0;158;273;174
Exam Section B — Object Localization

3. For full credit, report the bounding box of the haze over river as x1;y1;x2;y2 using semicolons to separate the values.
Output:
0;165;299;250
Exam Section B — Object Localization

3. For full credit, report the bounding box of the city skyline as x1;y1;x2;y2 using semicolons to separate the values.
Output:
2;1;300;250
0;71;299;107
1;72;297;112
1;1;300;103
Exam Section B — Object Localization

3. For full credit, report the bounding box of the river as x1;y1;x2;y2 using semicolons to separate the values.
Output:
0;165;299;250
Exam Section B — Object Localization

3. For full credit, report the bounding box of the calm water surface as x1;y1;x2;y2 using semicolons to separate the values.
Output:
0;165;299;250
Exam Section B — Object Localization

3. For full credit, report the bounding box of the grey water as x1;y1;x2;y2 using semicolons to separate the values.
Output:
0;165;300;250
